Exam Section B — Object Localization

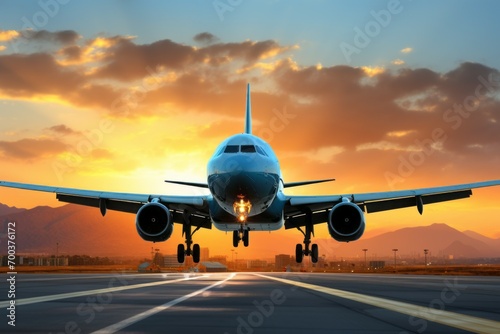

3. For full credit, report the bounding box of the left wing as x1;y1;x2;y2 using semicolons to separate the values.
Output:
0;181;212;228
284;180;500;228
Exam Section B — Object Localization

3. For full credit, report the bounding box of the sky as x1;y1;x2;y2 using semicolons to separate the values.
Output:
1;0;500;258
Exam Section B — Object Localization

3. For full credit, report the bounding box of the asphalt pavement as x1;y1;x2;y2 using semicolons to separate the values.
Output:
1;272;499;333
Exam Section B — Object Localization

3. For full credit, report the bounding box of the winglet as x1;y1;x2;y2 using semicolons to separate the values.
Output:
245;83;252;134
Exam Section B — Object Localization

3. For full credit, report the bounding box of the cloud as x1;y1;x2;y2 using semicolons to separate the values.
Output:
46;124;80;135
90;148;114;159
361;66;384;77
401;47;413;54
193;32;219;45
0;30;499;184
0;138;67;160
392;59;405;65
0;52;83;97
22;30;80;45
0;30;19;42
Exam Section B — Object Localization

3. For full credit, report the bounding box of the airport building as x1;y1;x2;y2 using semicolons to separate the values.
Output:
197;261;227;272
163;254;183;268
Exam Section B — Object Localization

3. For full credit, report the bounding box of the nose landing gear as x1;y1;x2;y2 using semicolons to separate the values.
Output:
233;226;249;247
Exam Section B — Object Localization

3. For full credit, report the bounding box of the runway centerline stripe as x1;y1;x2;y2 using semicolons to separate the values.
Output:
0;274;205;308
256;274;500;334
91;273;236;334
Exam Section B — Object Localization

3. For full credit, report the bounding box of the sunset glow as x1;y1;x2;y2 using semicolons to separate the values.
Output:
1;1;500;259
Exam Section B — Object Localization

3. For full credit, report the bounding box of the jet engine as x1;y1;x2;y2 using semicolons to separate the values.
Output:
136;202;173;242
327;201;365;242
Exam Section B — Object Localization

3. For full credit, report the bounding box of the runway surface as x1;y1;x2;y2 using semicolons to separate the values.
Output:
1;272;499;333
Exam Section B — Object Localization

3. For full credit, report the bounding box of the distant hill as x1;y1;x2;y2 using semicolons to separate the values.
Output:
0;203;162;257
316;223;500;260
0;203;26;216
463;230;500;249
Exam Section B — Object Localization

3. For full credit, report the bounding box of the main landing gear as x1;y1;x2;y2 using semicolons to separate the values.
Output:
233;225;250;247
295;212;319;264
177;211;201;263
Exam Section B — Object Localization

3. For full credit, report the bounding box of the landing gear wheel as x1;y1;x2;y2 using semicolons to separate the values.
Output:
242;229;249;247
311;244;319;263
192;244;200;263
233;230;240;247
295;244;303;263
180;210;202;263
177;244;185;263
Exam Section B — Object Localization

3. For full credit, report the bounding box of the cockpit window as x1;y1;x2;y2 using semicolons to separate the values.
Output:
241;145;256;153
255;146;268;156
224;145;239;153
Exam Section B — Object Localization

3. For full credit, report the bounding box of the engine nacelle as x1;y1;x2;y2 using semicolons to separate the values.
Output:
136;202;173;242
328;201;365;242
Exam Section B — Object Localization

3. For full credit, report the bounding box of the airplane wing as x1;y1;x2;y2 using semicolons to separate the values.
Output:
0;181;212;228
284;180;500;229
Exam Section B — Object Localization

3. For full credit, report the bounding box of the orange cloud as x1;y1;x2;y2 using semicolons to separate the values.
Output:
1;30;499;195
0;30;19;42
0;138;67;160
361;66;385;77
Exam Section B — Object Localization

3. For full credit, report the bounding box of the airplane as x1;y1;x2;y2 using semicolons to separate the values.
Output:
1;84;500;264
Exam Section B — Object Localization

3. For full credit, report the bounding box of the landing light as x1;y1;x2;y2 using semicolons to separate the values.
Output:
233;196;252;223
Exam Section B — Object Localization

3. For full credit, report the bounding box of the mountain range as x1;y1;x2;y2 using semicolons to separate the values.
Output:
317;223;500;260
1;203;499;259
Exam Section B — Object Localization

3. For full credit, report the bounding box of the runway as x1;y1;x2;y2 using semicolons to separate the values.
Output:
2;272;499;333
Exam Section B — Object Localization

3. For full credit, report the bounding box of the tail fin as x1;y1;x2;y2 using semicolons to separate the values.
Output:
245;83;252;134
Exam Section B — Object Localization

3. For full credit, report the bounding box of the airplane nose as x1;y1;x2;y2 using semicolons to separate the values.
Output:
208;170;279;216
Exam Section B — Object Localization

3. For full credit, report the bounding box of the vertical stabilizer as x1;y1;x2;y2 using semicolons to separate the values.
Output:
245;83;252;134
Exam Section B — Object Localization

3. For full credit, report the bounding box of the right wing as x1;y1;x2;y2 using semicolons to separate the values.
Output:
284;179;500;229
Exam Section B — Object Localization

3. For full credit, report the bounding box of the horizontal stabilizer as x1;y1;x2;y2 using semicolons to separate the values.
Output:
164;180;209;188
284;179;335;188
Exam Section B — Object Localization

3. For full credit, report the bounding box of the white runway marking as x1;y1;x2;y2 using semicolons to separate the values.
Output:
91;273;236;334
257;274;500;334
0;274;204;308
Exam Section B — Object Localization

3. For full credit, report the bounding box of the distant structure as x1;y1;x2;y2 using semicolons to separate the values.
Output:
163;255;183;268
200;247;210;262
275;254;291;270
247;259;267;269
1;255;68;266
138;262;160;272
197;261;227;272
369;261;385;269
209;255;228;265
